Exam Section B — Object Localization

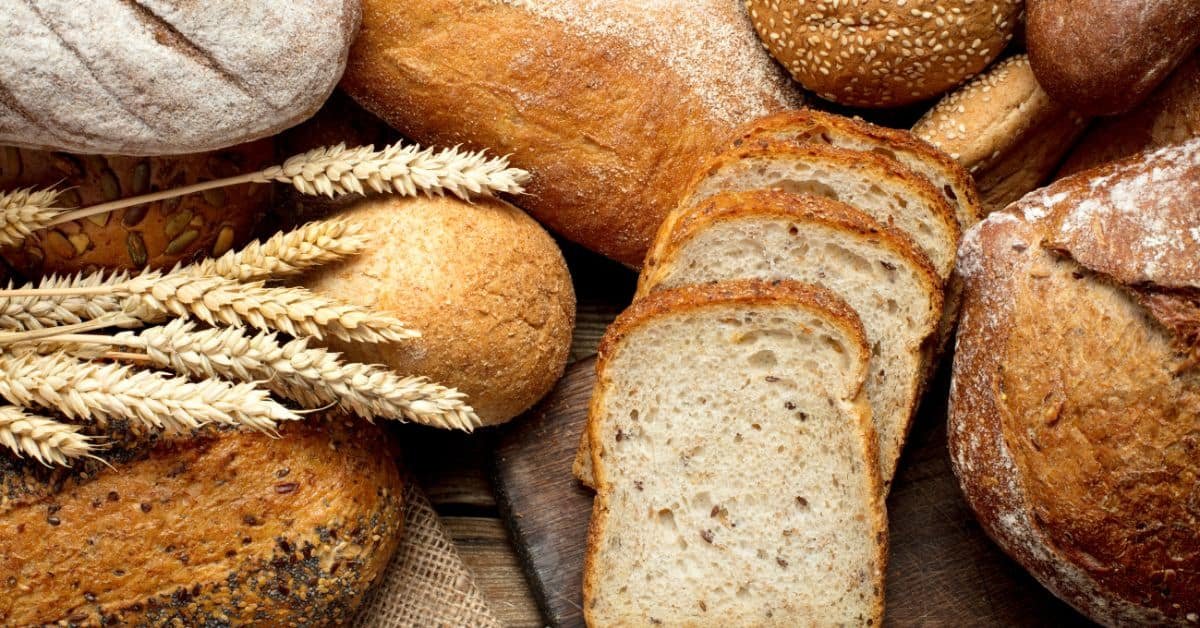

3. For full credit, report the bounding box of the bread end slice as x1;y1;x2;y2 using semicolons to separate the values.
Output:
583;279;886;626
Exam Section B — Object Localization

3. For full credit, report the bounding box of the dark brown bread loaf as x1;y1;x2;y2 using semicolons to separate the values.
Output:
341;0;803;267
0;417;404;626
1027;0;1200;116
1058;51;1200;176
950;139;1200;625
0;141;273;277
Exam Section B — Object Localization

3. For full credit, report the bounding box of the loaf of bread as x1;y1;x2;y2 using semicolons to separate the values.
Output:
1059;51;1200;177
745;0;1022;107
584;280;886;625
301;195;575;425
1026;0;1200;116
950;139;1200;625
0;1;358;155
0;416;404;625
913;55;1090;214
341;0;804;266
640;191;942;487
0;141;273;277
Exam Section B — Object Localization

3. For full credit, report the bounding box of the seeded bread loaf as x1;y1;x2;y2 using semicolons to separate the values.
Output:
0;416;404;626
745;0;1022;107
641;191;942;487
0;0;359;155
341;0;804;266
913;55;1090;214
1026;0;1200;116
950;139;1200;625
0;142;273;277
301;194;575;425
583;279;887;625
1058;51;1200;177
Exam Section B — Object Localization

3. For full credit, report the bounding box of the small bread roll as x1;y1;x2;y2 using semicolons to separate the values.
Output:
747;0;1022;107
912;55;1089;213
303;195;576;426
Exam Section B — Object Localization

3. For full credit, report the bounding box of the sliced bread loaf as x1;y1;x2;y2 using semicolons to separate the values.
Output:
583;279;887;626
642;191;943;485
733;109;981;230
650;140;960;280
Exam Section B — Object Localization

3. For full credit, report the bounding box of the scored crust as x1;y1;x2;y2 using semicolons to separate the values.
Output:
582;278;886;625
950;140;1200;626
733;109;982;229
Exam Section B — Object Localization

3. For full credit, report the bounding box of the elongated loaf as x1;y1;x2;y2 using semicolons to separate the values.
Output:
642;191;942;487
0;417;403;626
951;139;1200;625
0;0;359;155
584;279;886;626
341;0;804;266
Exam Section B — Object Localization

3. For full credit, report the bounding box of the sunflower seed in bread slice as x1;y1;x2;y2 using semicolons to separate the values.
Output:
583;279;886;626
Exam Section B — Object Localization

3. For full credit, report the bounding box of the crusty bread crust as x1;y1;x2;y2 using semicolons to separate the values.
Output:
1059;51;1200;177
0;416;403;625
1027;0;1200;116
582;279;886;626
950;141;1200;626
733;109;982;229
651;140;961;278
342;0;802;267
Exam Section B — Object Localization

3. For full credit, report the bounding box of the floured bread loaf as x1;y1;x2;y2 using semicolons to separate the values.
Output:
583;279;886;626
342;0;804;266
0;0;359;154
951;139;1200;625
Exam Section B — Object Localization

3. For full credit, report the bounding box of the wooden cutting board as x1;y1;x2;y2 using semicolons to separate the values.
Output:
493;357;1095;627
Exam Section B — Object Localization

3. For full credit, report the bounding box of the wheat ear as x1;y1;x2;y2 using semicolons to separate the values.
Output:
0;351;298;433
189;218;367;282
0;405;99;467
0;273;139;332
0;269;417;343
48;142;530;227
50;319;480;431
0;187;68;247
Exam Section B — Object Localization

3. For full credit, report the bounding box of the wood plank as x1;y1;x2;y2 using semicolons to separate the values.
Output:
493;358;1096;627
443;516;544;627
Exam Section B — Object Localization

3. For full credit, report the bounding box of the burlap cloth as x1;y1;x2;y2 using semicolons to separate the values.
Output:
354;479;503;627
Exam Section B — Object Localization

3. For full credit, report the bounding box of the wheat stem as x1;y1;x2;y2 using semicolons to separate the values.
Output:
0;405;99;467
0;270;418;343
47;320;480;431
0;187;69;247
189;218;367;282
0;351;299;434
47;142;529;226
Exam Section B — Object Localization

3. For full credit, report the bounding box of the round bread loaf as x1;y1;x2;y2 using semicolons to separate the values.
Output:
950;140;1200;625
0;416;404;626
746;0;1022;107
302;195;576;426
0;141;273;277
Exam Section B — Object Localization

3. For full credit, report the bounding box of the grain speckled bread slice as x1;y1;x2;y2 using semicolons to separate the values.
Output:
654;140;961;280
642;191;943;486
583;279;887;626
733;109;982;230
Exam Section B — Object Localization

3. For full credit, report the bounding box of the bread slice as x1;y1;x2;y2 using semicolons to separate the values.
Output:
647;191;942;485
734;109;982;230
649;140;960;280
583;279;887;626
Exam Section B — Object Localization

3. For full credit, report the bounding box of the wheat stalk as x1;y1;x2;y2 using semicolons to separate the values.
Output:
0;269;417;343
47;141;530;227
52;319;480;430
189;218;367;282
0;350;298;433
0;187;69;247
0;405;99;467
